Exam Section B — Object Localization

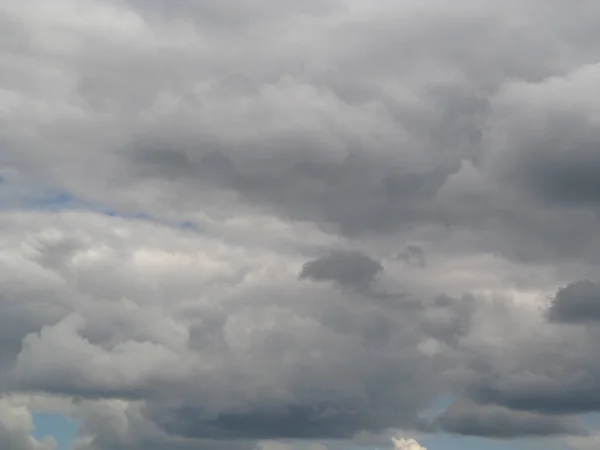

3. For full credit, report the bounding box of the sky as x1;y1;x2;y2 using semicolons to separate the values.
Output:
2;0;600;449
32;414;79;450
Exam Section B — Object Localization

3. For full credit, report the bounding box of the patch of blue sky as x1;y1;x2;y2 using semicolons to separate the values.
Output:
33;413;80;450
27;190;80;210
0;185;203;232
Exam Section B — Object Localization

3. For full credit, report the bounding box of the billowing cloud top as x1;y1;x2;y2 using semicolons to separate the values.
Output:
2;0;600;449
0;399;56;450
392;437;426;450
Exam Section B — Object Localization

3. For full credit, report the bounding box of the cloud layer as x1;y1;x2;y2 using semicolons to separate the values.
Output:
2;0;600;449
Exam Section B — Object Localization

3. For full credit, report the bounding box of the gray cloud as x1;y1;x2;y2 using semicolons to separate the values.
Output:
434;397;587;438
0;212;473;445
484;64;600;209
548;280;600;323
466;378;600;417
3;0;600;448
396;245;426;268
299;251;383;289
454;295;600;417
0;400;56;450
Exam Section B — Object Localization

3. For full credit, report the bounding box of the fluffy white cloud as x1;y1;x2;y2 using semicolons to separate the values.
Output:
0;399;57;450
392;437;426;450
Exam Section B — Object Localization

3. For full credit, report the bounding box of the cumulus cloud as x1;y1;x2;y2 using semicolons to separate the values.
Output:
3;0;600;448
0;211;470;446
0;399;57;450
548;280;600;323
391;437;425;450
484;64;600;207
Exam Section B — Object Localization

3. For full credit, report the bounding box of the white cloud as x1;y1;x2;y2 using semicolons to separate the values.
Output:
391;437;426;450
0;399;57;450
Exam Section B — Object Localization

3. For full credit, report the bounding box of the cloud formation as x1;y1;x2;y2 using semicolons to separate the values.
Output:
548;280;600;323
2;0;600;449
392;437;426;450
0;399;56;450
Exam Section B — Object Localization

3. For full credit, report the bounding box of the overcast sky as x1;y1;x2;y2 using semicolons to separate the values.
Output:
2;1;600;449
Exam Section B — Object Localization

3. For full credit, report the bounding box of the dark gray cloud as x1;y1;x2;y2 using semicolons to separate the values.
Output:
434;397;587;438
70;400;259;450
483;64;600;209
466;376;600;417
143;402;393;440
548;280;600;323
453;295;600;417
299;251;383;289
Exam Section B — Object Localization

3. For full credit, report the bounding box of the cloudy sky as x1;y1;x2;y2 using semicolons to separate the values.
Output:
1;0;600;449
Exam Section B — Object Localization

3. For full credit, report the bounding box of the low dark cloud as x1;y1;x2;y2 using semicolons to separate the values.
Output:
467;372;600;416
144;403;393;440
484;65;600;209
435;397;587;438
548;280;600;323
4;0;600;448
299;251;383;289
455;293;600;418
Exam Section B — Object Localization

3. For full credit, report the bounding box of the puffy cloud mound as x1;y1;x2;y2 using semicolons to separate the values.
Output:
392;437;426;450
0;399;57;450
